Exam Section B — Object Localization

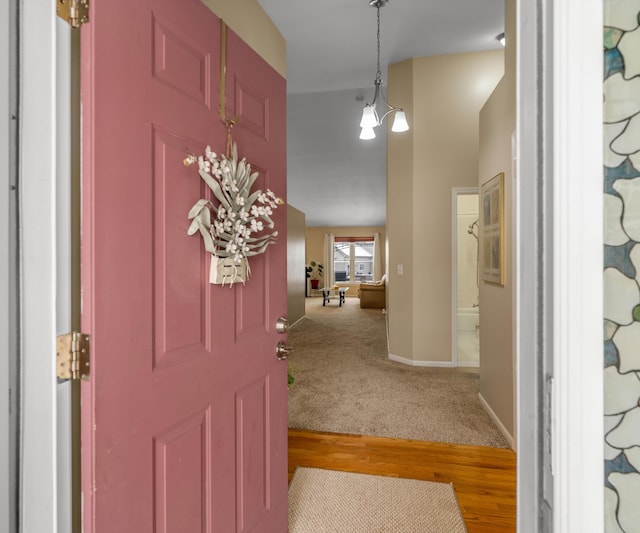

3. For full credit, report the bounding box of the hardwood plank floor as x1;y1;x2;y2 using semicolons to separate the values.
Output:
289;429;516;533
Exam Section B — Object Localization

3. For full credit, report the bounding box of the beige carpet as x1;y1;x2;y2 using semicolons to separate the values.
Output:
288;467;467;533
288;297;509;448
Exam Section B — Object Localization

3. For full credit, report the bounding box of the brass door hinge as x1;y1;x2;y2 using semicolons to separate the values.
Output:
56;0;89;28
56;332;90;381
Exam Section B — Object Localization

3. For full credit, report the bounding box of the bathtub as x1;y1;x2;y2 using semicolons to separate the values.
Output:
457;307;479;333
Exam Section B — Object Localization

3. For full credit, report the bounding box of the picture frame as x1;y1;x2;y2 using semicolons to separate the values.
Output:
480;172;504;285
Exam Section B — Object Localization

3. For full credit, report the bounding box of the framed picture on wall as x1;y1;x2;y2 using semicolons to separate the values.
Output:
480;172;504;285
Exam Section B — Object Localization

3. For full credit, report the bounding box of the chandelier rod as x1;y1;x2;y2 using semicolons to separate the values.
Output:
375;3;382;84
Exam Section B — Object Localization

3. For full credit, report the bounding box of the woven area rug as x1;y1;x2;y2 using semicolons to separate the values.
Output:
288;297;509;448
288;467;467;533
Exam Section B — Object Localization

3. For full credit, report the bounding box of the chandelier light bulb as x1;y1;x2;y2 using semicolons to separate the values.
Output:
360;105;379;129
391;110;409;132
360;127;376;140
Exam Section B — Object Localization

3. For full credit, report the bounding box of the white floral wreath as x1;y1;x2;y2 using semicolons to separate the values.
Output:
186;144;282;282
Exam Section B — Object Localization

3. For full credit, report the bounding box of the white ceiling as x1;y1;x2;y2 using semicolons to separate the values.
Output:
257;0;505;227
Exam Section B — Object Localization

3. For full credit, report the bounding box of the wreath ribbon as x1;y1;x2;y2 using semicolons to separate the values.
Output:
220;20;239;158
182;20;239;167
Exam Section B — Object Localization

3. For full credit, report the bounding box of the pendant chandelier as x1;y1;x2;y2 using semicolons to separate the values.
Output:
359;0;409;140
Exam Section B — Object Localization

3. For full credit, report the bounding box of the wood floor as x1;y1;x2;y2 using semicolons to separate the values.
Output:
289;429;516;533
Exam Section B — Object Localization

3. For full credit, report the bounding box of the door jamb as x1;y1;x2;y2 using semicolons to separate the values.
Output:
550;1;604;531
55;16;75;533
450;187;480;368
516;1;604;531
1;0;19;531
19;1;58;531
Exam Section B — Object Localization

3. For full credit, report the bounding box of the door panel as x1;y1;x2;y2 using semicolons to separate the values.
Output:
152;17;211;108
152;127;210;368
81;1;288;531
154;408;212;533
237;255;269;339
236;378;271;532
233;83;269;140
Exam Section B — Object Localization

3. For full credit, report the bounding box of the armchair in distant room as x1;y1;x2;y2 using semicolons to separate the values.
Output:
358;274;386;309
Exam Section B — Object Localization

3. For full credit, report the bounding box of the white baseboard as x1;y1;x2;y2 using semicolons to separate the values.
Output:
388;353;457;368
457;361;480;368
289;316;306;329
478;392;515;450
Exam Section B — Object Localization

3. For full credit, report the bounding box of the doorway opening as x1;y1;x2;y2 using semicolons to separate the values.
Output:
452;188;480;367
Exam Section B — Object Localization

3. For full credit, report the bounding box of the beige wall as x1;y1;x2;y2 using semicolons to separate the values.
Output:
287;205;306;324
387;50;504;364
305;226;386;296
387;59;415;358
202;0;286;78
478;0;516;440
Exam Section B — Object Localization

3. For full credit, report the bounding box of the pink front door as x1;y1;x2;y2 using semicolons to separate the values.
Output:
80;1;288;531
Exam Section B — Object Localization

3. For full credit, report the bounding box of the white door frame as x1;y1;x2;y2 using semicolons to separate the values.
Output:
516;2;548;529
516;1;603;531
450;187;479;368
1;0;17;531
19;1;59;532
55;16;74;533
550;1;603;530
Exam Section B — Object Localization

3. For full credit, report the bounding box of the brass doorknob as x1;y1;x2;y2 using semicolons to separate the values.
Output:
275;341;293;360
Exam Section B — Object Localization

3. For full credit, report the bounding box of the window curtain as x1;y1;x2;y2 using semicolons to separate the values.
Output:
323;233;335;287
373;232;383;281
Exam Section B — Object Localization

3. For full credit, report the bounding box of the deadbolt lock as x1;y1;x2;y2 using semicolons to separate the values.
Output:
275;316;289;333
